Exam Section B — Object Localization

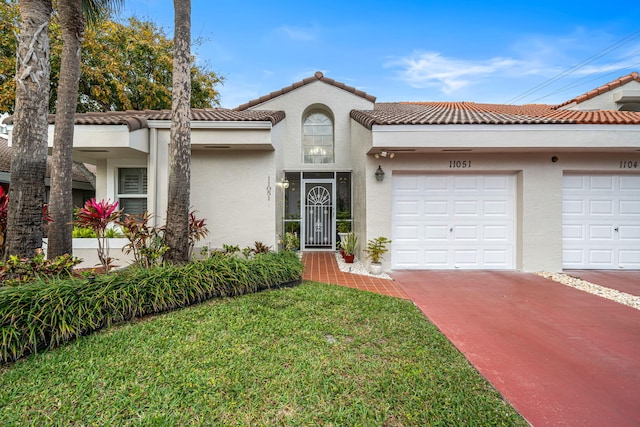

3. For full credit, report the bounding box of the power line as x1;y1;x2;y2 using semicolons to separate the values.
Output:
505;29;640;104
526;54;640;104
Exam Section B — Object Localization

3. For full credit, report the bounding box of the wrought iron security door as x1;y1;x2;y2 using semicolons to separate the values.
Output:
303;182;334;249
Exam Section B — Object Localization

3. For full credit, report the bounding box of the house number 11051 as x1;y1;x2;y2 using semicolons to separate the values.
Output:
449;160;471;168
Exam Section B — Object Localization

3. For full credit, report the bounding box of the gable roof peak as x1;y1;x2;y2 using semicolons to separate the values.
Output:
235;71;376;111
556;71;640;108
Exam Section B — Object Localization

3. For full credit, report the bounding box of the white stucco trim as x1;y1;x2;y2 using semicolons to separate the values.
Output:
372;124;640;133
371;124;640;151
147;120;273;130
148;128;159;225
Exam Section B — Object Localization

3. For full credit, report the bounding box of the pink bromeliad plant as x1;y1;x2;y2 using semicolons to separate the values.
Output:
74;198;122;272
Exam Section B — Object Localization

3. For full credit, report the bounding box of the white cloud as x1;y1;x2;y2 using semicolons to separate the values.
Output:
386;30;640;99
387;51;525;94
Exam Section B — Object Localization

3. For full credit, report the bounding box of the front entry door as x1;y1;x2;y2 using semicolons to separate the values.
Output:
302;181;335;250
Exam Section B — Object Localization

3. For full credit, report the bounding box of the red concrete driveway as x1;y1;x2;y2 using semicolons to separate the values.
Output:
391;270;640;427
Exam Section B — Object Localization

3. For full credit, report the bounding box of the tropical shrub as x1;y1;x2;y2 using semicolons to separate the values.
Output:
284;213;301;234
104;228;124;238
0;251;304;363
337;210;352;233
240;242;271;259
73;199;122;272
222;244;240;255
283;232;299;251
188;210;209;258
72;225;122;239
120;210;207;265
120;212;168;268
0;253;81;285
253;241;271;254
72;226;97;238
365;236;392;264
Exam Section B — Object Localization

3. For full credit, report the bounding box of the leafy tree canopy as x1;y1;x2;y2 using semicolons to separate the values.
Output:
0;1;223;113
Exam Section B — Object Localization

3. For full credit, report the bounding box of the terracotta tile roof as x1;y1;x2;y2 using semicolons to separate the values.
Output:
351;101;640;129
234;71;377;111
144;108;286;125
556;72;640;108
0;135;95;183
1;108;286;131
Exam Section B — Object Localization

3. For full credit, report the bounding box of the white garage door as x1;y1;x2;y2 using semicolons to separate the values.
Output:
563;174;640;269
392;174;515;269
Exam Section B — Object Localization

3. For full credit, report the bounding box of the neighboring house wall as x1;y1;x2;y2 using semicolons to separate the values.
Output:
561;80;640;111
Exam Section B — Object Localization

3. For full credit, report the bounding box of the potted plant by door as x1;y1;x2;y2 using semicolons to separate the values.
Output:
341;232;358;263
365;236;392;275
336;210;351;245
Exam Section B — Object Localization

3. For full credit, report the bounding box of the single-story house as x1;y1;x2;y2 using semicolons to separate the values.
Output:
4;71;640;272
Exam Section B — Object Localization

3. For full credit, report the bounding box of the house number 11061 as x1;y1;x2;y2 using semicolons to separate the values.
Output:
449;160;471;168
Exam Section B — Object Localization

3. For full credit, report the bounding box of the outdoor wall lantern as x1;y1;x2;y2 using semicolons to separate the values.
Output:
375;165;385;182
282;178;290;189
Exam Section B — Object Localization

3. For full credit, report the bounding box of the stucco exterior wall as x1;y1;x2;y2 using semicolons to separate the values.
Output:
272;118;288;245
94;159;108;201
190;150;276;251
361;149;640;273
249;80;374;172
70;238;134;270
350;120;373;258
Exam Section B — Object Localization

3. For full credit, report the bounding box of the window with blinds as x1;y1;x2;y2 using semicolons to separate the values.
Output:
117;168;148;215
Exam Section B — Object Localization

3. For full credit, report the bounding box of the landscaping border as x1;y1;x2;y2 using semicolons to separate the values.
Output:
0;251;304;363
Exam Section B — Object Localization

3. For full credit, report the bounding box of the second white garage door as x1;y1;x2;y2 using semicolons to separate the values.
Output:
563;174;640;269
392;174;516;269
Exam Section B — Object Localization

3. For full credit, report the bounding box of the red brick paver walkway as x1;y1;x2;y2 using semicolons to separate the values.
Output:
301;251;409;299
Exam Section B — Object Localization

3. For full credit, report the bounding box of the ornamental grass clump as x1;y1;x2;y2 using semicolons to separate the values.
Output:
0;251;304;363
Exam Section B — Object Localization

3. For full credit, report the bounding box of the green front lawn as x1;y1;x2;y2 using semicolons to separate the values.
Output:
0;282;527;426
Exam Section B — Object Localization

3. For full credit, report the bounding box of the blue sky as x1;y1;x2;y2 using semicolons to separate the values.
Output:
121;0;640;109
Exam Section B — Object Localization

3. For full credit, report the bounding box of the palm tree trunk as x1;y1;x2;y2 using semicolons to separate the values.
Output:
47;0;85;258
5;0;53;259
164;0;191;263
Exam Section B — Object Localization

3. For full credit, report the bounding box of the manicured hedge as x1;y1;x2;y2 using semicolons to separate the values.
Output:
0;251;304;363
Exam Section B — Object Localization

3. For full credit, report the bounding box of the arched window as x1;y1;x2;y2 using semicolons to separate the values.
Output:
302;110;334;163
